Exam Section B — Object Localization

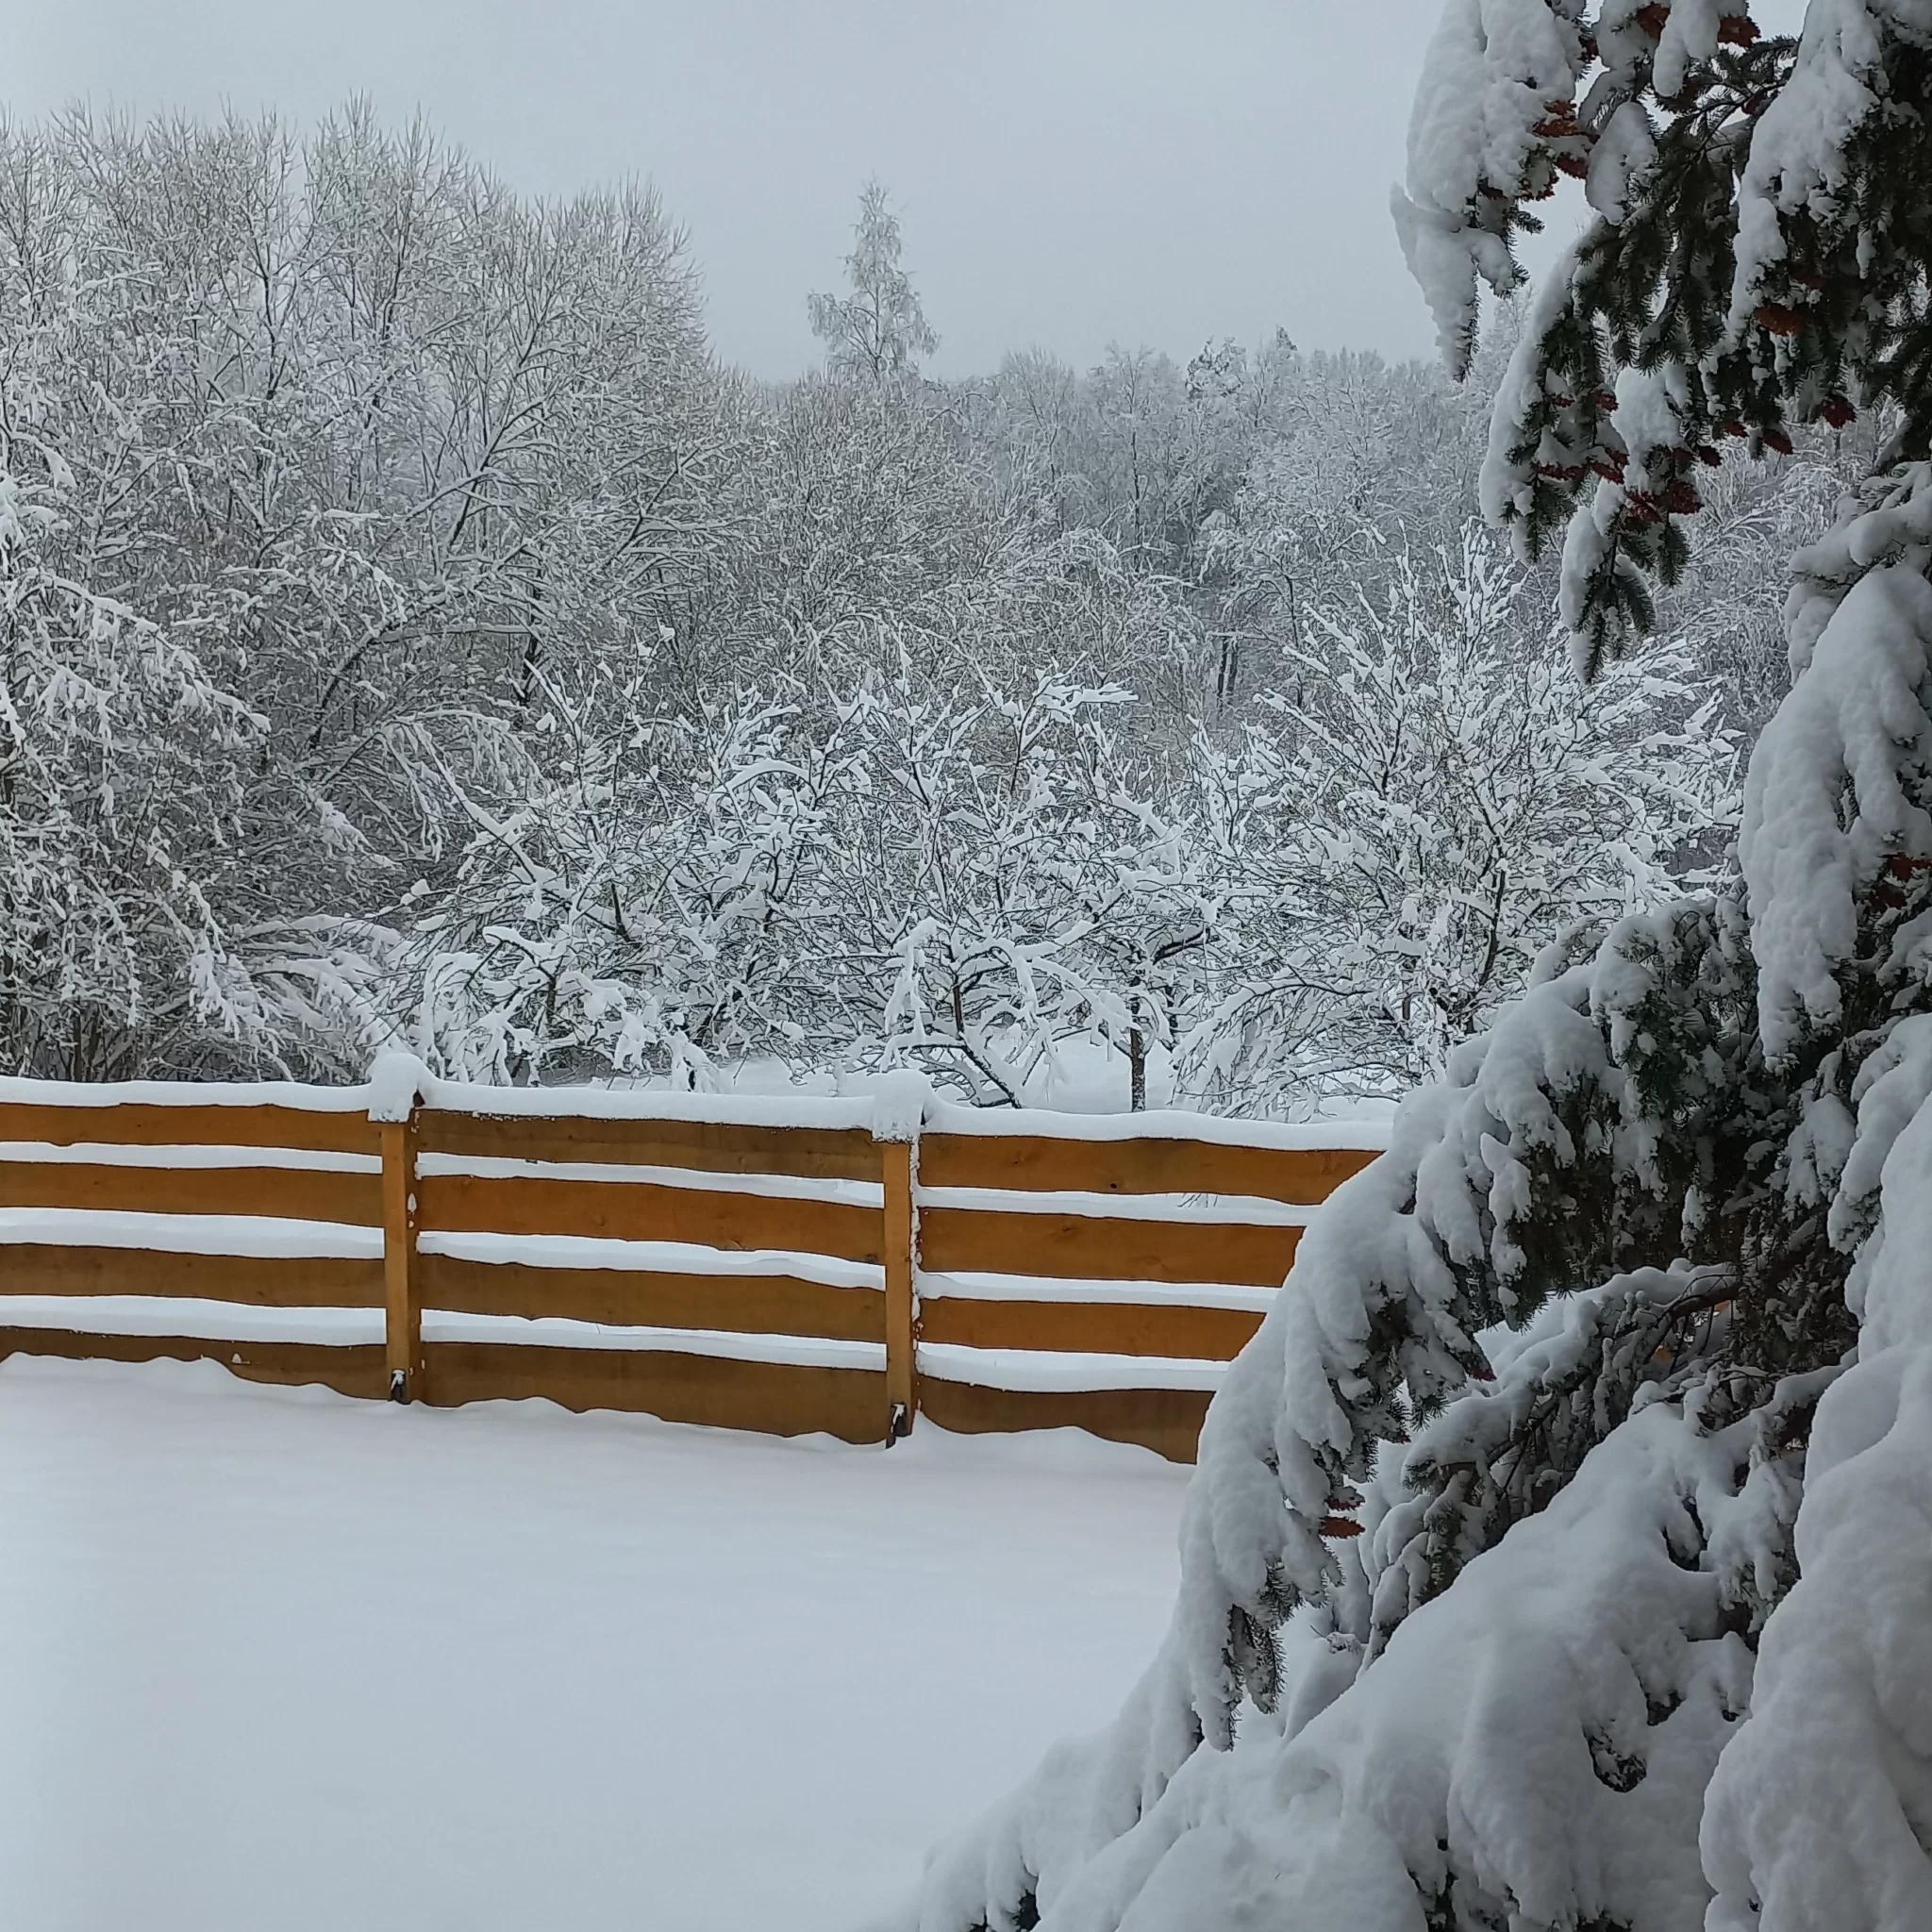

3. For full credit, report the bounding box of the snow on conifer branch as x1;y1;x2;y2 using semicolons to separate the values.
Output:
1402;0;1931;666
1741;560;1932;1061
1391;0;1593;378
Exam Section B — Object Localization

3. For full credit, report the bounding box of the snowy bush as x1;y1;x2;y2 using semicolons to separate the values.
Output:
1197;529;1739;1101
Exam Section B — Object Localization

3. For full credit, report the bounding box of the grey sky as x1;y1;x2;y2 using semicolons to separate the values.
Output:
11;0;1810;381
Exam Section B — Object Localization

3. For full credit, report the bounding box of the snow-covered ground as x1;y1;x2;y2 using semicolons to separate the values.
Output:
0;1355;1187;1932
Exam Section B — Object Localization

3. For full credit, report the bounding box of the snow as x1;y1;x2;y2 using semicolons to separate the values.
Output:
1701;1342;1932;1932
0;1297;384;1346
870;1069;933;1141
1825;1012;1932;1270
1727;0;1932;337
0;1069;1391;1160
418;1314;888;1368
916;1345;1228;1394
1609;364;1690;495
1480;240;1583;537
915;1185;1313;1226
0;1207;382;1258
0;1354;1189;1932
415;1149;884;1206
0;1073;377;1113
421;1228;884;1291
1700;1022;1932;1930
920;1272;1274;1313
1740;563;1932;1060
408;1079;874;1130
0;1063;883;1132
1646;0;1727;100
892;918;1807;1928
0;1282;1250;1390
1391;0;1588;373
902;1392;1760;1932
923;1101;1391;1151
366;1046;432;1122
0;1296;892;1368
0;1140;379;1171
1585;98;1657;224
1785;460;1932;679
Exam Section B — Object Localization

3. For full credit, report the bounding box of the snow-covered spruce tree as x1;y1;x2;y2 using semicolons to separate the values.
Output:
892;8;1932;1932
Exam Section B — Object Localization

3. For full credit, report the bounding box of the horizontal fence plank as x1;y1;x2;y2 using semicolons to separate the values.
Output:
420;1253;885;1341
418;1109;883;1182
417;1171;883;1264
0;1328;390;1400
918;1132;1378;1204
0;1246;384;1308
917;1205;1301;1287
0;1101;379;1157
0;1161;383;1228
422;1341;885;1442
917;1378;1210;1463
918;1296;1261;1359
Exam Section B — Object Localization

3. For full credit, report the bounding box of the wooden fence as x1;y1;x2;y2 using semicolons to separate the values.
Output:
0;1066;1386;1462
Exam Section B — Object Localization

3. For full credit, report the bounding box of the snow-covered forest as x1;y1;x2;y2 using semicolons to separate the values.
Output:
0;106;1844;1109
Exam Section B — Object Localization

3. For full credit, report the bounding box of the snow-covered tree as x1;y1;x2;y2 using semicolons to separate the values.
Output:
848;664;1231;1109
807;179;939;385
0;425;267;1076
900;9;1932;1932
383;653;868;1088
0;106;727;1076
1200;529;1740;1102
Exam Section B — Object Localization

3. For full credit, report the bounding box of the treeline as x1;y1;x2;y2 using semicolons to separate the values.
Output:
0;108;1835;1104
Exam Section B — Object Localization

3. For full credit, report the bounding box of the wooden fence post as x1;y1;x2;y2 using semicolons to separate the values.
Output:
380;1109;423;1402
873;1071;927;1443
881;1137;917;1441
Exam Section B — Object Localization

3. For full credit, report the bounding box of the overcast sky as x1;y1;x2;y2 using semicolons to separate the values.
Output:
9;0;1810;381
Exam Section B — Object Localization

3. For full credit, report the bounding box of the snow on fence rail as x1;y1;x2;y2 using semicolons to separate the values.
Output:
0;1061;1387;1460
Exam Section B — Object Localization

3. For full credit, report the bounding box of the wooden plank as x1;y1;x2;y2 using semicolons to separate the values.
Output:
0;1245;383;1307
0;1328;390;1400
381;1116;423;1400
918;1206;1301;1288
416;1171;885;1265
919;1296;1262;1360
422;1341;887;1444
417;1109;882;1182
0;1101;378;1157
919;1132;1377;1204
419;1253;885;1341
0;1160;382;1226
918;1378;1210;1464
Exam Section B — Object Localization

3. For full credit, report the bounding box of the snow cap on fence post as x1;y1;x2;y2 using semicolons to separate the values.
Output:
869;1069;932;1143
366;1051;434;1124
